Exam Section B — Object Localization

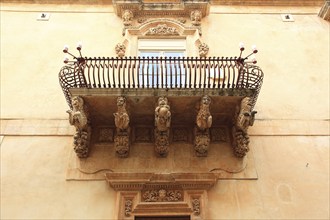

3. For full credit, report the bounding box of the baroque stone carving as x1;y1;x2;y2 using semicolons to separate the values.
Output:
115;43;126;57
210;127;227;142
142;189;183;202
67;96;91;158
122;10;133;26
134;127;153;142
198;43;209;57
196;95;212;131
172;128;188;142
232;97;257;157
192;198;201;215
114;96;130;157
195;95;212;156
154;97;171;157
191;10;202;26
98;128;114;142
146;24;179;35
124;199;133;216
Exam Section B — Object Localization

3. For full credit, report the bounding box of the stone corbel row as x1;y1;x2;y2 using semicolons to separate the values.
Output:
67;95;256;159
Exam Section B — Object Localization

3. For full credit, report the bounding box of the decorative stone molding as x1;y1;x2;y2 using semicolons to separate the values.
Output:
196;95;212;131
146;24;179;35
115;43;126;57
191;10;202;26
319;0;330;21
198;42;209;57
114;96;131;157
232;97;256;157
67;96;91;158
105;173;216;219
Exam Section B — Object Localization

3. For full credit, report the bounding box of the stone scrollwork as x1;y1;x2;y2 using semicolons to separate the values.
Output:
115;43;126;57
195;95;212;156
122;10;133;26
232;97;257;158
146;24;179;36
154;97;171;157
191;10;202;26
67;96;91;158
192;198;201;215
198;43;209;57
114;96;130;157
142;189;183;202
124;199;133;216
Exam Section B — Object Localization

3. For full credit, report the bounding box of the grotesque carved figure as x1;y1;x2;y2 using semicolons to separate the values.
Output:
114;96;130;131
122;10;133;26
155;97;171;132
115;43;126;57
191;10;202;26
154;97;171;157
114;96;130;157
194;130;210;157
196;95;212;131
67;96;90;158
198;43;209;57
232;97;257;158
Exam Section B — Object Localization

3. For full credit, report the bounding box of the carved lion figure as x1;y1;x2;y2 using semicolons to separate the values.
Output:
114;96;130;131
196;95;212;130
155;97;171;132
67;96;88;131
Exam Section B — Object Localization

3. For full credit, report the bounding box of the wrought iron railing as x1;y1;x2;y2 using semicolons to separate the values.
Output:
59;56;263;109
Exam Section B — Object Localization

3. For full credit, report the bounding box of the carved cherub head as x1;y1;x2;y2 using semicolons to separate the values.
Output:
115;43;126;57
191;10;202;25
158;97;168;106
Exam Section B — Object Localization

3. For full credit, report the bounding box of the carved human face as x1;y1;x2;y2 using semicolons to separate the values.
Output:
117;97;126;107
72;96;82;110
158;97;168;106
202;95;211;105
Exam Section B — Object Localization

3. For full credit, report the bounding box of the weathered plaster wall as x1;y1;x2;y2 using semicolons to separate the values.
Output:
1;3;329;220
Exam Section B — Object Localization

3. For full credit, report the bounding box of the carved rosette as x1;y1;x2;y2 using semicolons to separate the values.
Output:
122;10;133;26
115;43;126;57
191;10;202;26
192;198;201;215
67;96;91;158
232;97;256;157
198;43;209;57
154;97;171;157
114;96;130;157
146;24;179;36
142;189;183;202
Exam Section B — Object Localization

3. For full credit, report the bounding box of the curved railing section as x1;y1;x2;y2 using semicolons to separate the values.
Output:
59;57;263;109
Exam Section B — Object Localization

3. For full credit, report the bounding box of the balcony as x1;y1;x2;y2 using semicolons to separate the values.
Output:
59;56;263;161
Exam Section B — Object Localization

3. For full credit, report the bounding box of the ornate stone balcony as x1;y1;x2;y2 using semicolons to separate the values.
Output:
59;56;263;159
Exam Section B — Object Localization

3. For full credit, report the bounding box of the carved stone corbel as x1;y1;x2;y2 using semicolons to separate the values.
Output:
122;9;133;26
114;96;130;157
154;97;171;157
67;96;91;158
192;198;201;215
195;95;212;156
191;10;202;26
232;97;257;157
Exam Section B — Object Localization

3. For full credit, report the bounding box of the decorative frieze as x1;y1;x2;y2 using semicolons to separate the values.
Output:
142;189;183;202
67;96;91;158
146;24;179;35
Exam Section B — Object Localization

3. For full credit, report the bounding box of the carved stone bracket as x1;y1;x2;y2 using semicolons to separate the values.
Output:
154;97;171;157
232;97;256;158
191;10;202;26
194;95;212;156
122;9;134;26
319;0;330;21
67;96;91;158
114;96;131;157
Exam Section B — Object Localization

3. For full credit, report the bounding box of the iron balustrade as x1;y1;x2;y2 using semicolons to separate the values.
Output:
59;56;263;109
